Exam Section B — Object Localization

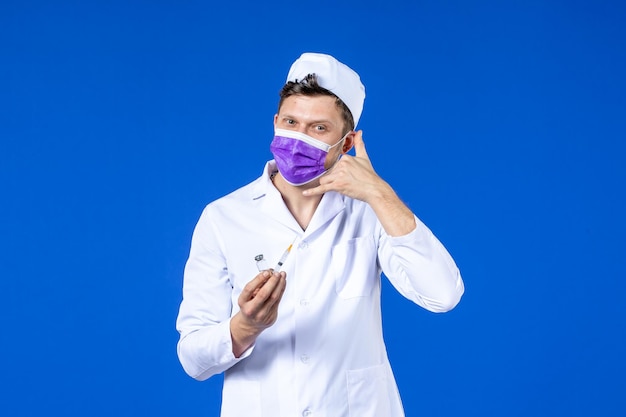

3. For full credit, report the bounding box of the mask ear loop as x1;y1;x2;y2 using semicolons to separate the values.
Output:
326;131;351;170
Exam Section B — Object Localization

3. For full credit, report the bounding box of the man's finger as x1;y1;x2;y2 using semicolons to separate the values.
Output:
249;272;286;319
241;270;271;300
353;130;369;159
265;272;287;308
302;184;327;197
253;272;282;299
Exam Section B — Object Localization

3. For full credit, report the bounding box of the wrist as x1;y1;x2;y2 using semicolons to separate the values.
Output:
230;313;262;357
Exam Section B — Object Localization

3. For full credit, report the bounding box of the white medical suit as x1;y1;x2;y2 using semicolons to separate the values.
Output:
176;160;464;417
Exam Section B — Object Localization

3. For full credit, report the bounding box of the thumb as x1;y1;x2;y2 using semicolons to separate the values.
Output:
353;130;369;159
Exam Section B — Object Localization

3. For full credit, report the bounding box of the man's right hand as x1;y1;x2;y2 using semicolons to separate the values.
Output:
230;270;287;357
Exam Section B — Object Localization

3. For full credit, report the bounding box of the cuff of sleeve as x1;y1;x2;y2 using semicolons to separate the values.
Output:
223;317;255;362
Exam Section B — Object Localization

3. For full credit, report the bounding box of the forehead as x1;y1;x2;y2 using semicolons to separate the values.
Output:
278;94;342;123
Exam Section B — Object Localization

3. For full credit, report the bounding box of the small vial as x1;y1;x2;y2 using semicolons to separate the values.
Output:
254;254;270;271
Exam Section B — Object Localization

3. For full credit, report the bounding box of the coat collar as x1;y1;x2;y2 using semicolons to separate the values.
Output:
251;161;346;236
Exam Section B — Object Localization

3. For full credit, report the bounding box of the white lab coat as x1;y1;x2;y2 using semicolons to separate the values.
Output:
176;161;464;417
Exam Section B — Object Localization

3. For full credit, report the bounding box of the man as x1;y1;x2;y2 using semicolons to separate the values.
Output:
176;52;464;417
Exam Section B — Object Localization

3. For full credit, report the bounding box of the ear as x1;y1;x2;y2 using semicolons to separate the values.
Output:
273;114;278;127
342;131;356;154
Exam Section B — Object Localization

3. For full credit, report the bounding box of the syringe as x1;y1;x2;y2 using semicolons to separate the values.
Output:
274;237;297;272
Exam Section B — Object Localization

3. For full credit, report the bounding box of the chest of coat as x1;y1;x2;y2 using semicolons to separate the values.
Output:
216;209;380;303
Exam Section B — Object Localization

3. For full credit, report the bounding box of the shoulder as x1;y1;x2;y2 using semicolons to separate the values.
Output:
203;162;272;210
205;177;262;213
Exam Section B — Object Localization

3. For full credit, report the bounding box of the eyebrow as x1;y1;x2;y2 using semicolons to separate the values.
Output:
279;114;336;126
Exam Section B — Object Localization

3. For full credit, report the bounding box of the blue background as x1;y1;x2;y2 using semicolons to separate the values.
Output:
2;1;625;416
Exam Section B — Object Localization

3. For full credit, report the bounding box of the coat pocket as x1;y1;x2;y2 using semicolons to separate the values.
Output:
221;379;261;416
331;236;378;299
346;364;393;417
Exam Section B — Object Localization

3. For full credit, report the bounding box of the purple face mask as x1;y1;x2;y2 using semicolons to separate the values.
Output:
270;128;347;186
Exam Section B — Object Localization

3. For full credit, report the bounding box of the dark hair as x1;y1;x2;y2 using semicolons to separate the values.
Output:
278;74;355;134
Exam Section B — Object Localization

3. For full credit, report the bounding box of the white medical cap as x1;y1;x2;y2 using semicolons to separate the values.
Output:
286;52;366;128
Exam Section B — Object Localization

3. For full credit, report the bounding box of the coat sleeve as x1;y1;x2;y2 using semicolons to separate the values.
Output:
175;206;253;381
378;215;465;312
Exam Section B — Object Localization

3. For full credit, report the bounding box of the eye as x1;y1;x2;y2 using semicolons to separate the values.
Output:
286;119;295;125
315;125;326;131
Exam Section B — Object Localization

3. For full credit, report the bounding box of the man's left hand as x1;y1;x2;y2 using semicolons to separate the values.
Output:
303;130;383;203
